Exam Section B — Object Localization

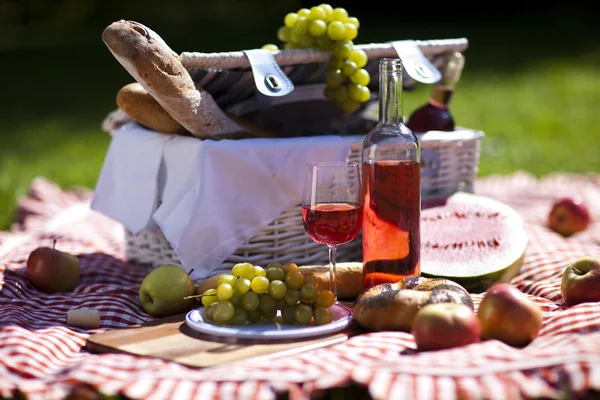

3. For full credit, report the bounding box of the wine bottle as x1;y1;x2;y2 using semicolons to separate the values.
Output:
361;58;421;289
406;52;465;133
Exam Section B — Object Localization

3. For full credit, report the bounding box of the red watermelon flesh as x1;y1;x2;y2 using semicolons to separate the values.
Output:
420;192;528;293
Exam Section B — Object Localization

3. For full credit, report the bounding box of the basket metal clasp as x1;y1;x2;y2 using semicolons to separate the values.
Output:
244;49;294;99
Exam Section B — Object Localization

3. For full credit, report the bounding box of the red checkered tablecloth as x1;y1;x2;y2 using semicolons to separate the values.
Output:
1;172;600;400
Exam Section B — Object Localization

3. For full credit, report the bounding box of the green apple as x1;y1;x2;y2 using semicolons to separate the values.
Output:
561;256;600;307
25;240;80;293
139;264;196;318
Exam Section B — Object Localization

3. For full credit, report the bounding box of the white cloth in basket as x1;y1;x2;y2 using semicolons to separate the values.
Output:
91;123;351;279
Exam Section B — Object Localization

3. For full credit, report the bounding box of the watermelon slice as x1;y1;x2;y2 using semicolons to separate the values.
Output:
420;192;528;293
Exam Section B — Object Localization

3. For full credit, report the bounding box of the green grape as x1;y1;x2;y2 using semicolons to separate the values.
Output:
314;307;334;325
266;266;285;282
230;307;248;326
345;16;360;29
284;42;299;49
241;291;260;311
230;294;240;305
261;307;277;321
319;4;333;21
343;23;358;41
282;305;297;324
297;8;310;18
332;41;352;59
247;309;262;323
290;30;303;44
348;83;369;102
329;56;345;70
325;68;344;88
315;35;333;50
323;86;336;100
308;6;326;21
284;288;301;305
300;283;318;303
216;283;234;300
261;44;279;52
309;19;327;37
327;21;346;41
284;12;299;28
231;262;251;278
250;276;269;294
285;270;304;290
282;262;299;275
259;294;277;314
303;275;320;290
213;300;235;324
333;85;348;103
268;280;287;299
341;60;358;77
265;262;283;270
298;35;316;49
233;277;251;295
201;288;218;308
253;265;266;277
275;298;286;311
217;274;237;286
295;16;310;34
331;7;349;21
348;49;368;68
350;68;370;86
205;301;218;320
277;26;292;43
315;290;336;308
295;304;314;325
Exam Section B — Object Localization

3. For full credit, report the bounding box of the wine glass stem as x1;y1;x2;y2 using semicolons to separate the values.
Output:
328;245;337;299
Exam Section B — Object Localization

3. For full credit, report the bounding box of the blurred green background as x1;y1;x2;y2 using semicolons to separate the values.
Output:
0;0;598;230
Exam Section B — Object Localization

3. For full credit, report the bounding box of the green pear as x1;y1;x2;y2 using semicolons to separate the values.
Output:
139;264;196;318
25;240;80;293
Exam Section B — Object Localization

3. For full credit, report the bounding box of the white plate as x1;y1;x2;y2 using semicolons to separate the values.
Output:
185;303;353;340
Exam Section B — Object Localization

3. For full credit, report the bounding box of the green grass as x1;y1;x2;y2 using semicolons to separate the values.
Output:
1;18;599;232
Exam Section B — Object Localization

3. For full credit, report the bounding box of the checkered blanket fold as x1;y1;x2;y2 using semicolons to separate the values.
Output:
1;172;599;400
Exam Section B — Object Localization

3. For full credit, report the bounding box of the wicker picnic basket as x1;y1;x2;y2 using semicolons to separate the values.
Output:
119;38;484;272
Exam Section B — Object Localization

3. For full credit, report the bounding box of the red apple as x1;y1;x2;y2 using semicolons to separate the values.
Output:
548;197;591;237
412;303;481;351
561;256;600;307
25;240;80;294
477;283;542;347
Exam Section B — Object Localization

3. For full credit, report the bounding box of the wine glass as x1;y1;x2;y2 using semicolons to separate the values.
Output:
301;161;363;299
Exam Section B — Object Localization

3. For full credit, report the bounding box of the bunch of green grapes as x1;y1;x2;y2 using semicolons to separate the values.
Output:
200;262;336;326
262;4;371;115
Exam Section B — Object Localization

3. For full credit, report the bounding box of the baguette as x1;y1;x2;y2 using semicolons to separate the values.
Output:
117;83;186;134
102;20;243;139
196;262;364;300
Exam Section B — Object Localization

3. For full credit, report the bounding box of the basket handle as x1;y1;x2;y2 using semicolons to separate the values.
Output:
180;38;469;71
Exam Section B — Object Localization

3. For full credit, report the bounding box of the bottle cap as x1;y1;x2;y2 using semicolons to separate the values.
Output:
442;52;465;84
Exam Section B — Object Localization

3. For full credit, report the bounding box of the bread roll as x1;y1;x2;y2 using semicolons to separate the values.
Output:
117;83;186;134
353;276;473;332
102;20;243;139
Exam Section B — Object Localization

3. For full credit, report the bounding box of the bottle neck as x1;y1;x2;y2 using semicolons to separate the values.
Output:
378;66;403;126
428;85;455;109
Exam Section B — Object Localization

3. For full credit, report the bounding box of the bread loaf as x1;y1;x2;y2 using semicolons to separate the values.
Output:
117;83;186;134
102;20;243;139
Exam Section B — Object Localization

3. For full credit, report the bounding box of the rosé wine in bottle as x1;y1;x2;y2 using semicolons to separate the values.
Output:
361;58;421;289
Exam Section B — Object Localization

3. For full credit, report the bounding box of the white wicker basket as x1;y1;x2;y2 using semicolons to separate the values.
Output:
112;35;483;272
126;129;483;271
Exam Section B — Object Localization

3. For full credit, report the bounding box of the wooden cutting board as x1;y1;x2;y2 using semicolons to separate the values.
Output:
86;304;358;368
